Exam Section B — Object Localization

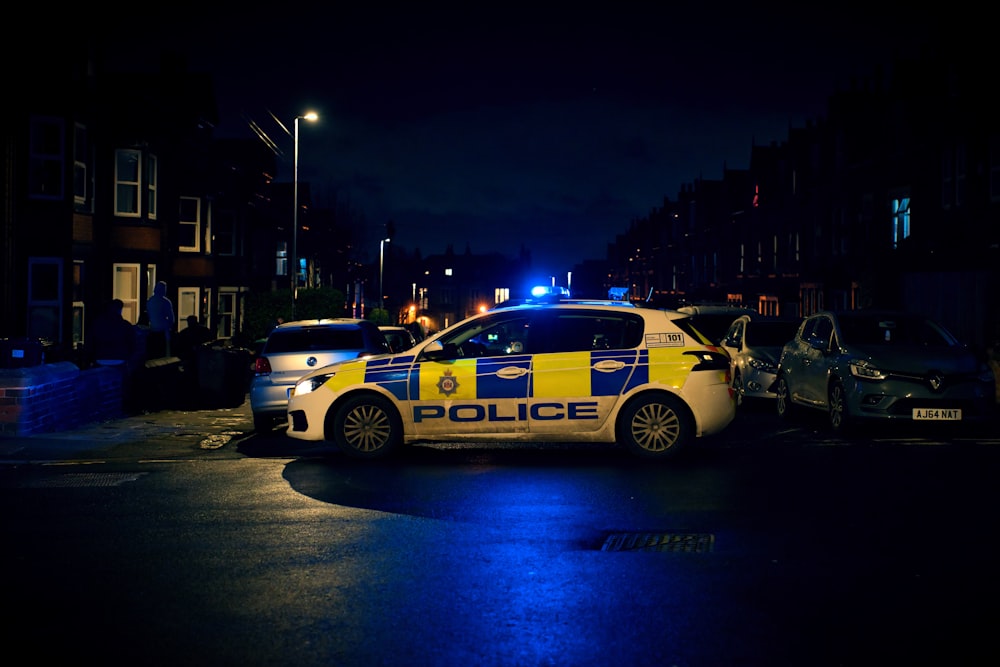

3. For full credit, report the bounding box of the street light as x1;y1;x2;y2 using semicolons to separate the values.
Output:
292;111;318;313
379;237;391;312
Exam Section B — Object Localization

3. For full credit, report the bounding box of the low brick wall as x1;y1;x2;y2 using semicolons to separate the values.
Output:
0;362;127;437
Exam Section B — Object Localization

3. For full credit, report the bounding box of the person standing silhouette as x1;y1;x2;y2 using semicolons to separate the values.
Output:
146;280;175;358
175;314;213;362
89;298;138;367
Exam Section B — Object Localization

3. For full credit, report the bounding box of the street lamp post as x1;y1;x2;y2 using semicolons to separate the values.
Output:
292;111;318;316
379;237;391;312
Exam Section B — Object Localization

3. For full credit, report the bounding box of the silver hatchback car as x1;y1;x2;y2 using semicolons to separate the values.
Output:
773;310;996;432
721;314;801;407
250;319;390;432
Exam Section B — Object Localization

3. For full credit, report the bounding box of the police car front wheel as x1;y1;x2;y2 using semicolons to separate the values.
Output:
329;394;403;459
617;393;692;460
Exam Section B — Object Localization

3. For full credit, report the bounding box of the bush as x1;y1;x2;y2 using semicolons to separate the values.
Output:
295;287;347;320
238;287;346;345
366;308;392;326
240;291;293;345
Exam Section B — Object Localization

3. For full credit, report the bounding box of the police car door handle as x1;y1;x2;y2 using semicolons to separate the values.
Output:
497;367;529;379
593;360;626;372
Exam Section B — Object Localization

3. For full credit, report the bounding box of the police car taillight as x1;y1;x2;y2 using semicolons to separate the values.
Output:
685;350;730;372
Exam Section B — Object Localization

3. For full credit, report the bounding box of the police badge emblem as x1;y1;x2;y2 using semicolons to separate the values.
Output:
436;369;460;396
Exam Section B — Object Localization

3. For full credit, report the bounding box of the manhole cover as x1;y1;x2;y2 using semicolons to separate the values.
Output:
601;532;714;553
23;472;148;488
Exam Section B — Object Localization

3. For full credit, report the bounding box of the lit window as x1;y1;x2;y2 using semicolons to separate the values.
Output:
147;155;158;219
179;196;201;252
891;197;910;249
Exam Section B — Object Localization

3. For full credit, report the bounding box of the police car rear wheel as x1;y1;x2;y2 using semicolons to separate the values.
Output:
330;394;402;459
618;393;692;460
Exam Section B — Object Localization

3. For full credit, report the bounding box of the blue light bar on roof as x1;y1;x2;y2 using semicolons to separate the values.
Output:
530;285;570;298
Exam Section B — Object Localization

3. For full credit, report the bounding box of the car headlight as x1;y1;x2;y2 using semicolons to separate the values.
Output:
849;359;887;380
747;356;777;373
294;372;336;397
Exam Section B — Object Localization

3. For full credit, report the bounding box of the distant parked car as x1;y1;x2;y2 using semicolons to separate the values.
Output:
379;325;418;353
250;319;391;432
676;304;758;345
721;314;802;407
773;310;996;432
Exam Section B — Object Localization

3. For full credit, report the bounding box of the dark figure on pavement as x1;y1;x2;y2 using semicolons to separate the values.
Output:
89;298;139;367
146;280;175;358
176;315;213;362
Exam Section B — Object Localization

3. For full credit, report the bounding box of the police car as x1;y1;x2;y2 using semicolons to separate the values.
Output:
285;300;735;460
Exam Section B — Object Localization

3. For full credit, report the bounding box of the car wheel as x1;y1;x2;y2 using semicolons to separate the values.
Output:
331;393;403;459
732;369;745;408
828;379;849;432
253;413;274;433
775;375;794;420
617;393;692;460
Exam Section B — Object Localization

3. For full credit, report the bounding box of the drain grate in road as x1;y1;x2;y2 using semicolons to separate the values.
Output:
22;472;148;488
601;532;714;553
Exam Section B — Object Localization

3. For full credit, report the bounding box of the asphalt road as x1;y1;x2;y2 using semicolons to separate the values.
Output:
1;398;998;666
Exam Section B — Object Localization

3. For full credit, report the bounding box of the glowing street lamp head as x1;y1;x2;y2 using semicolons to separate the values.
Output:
302;111;318;122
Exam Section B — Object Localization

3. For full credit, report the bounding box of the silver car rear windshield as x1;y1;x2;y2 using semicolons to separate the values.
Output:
265;328;366;353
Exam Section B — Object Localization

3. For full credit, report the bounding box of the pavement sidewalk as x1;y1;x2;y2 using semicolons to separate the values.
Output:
0;395;256;463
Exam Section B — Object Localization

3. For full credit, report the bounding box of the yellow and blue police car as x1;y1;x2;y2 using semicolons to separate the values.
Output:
286;300;735;460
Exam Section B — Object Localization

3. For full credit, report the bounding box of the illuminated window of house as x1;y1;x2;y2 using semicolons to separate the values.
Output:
179;196;201;252
147;154;158;219
891;197;910;249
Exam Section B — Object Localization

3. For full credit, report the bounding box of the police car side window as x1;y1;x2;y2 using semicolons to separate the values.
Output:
603;315;643;349
437;313;533;357
543;312;643;353
549;315;596;353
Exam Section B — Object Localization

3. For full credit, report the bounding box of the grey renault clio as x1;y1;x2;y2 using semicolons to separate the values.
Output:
773;309;996;432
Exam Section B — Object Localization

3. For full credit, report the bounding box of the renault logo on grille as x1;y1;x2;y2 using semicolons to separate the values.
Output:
927;373;944;391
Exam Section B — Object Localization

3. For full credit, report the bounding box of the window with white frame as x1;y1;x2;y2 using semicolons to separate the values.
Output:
147;154;158;219
27;257;63;342
177;287;201;331
113;263;142;324
73;122;91;210
217;289;238;338
179;196;201;252
73;260;85;348
214;209;237;256
115;149;141;217
29;116;64;200
276;241;288;277
204;199;212;255
145;266;158;314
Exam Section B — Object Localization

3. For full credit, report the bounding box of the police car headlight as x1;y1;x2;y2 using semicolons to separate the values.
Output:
294;373;336;396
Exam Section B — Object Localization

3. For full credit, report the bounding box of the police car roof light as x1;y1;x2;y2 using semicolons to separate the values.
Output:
530;285;571;299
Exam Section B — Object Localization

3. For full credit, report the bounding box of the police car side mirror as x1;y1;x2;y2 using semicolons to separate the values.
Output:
421;340;459;361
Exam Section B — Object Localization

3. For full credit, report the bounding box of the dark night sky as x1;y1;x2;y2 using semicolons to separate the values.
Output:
102;3;944;284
